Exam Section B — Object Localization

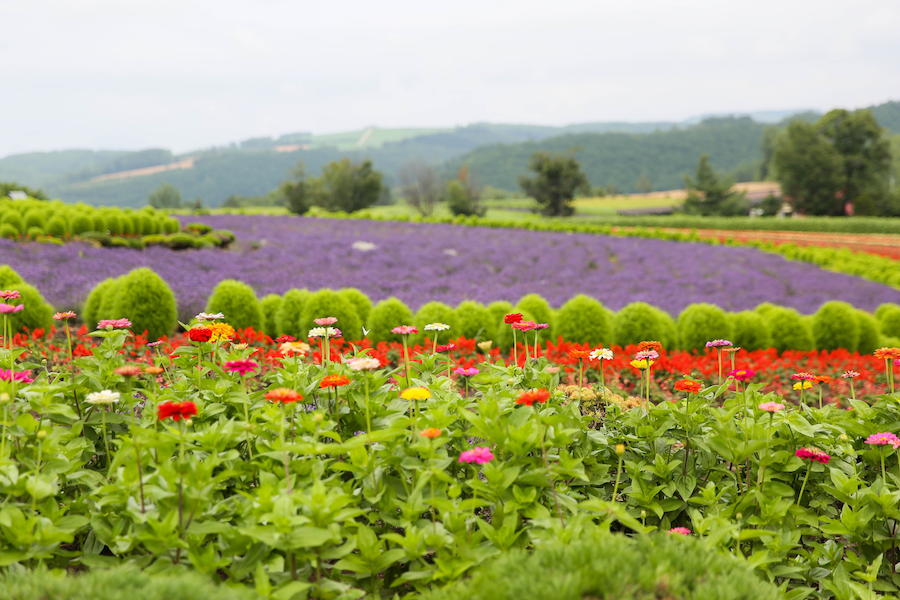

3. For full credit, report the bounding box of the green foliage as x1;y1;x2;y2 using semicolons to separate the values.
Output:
0;223;18;239
366;297;414;344
453;300;496;342
83;278;117;329
2;281;54;333
0;566;255;600
515;294;554;340
426;529;781;600
681;154;749;216
339;288;373;328
147;182;183;209
23;210;45;231
259;294;283;336
677;303;731;352
877;304;900;338
163;218;181;234
26;226;44;240
204;280;263;331
555;295;612;346
651;307;679;349
299;289;362;340
185;222;213;235
813;301;860;351
275;289;309;339
310;158;385;213
446;172;486;218
856;310;881;354
761;306;814;352
414;302;458;345
1;210;24;234
103;212;123;235
0;181;48;200
518;151;589;216
729;311;772;351
613;302;665;348
109;268;178;340
280;162;313;215
70;213;94;235
45;216;68;237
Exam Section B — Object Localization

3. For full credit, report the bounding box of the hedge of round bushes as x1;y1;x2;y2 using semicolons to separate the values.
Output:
9;265;900;353
0;198;234;250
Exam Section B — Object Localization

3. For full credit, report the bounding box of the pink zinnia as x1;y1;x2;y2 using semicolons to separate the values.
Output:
795;447;830;464
866;432;900;449
511;320;537;332
314;317;338;326
454;367;479;377
668;527;691;536
728;368;755;382
435;343;456;352
97;318;131;329
841;370;859;379
758;402;785;413
459;447;494;464
705;339;732;348
635;350;659;361
224;359;260;375
0;304;24;314
0;290;21;300
147;340;164;347
533;323;550;330
0;369;34;383
392;325;418;335
53;311;77;320
790;372;816;381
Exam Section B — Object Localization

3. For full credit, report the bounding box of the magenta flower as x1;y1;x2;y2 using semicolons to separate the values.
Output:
97;318;131;329
454;367;479;377
147;340;165;347
0;369;34;383
314;317;338;326
790;372;816;381
0;290;21;300
668;527;691;536
866;432;900;449
0;304;24;314
224;359;260;375
705;339;732;348
795;447;831;464
727;368;755;382
533;323;550;330
758;402;785;413
392;325;418;335
459;447;494;464
511;320;537;332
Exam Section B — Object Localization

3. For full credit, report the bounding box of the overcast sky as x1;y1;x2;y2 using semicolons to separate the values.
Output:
1;0;898;158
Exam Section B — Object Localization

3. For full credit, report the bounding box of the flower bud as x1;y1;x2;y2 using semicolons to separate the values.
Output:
839;433;849;442
640;510;646;519
37;430;47;440
0;393;9;404
615;444;625;455
184;419;193;427
736;512;743;520
507;378;516;386
313;413;324;423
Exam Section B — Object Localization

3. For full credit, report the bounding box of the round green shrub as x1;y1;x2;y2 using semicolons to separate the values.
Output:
26;226;44;239
425;528;781;600
0;265;23;288
487;300;515;328
367;297;414;344
259;293;283;336
132;212;150;235
0;223;19;239
875;303;898;321
83;278;118;329
555;295;613;346
276;289;310;338
754;302;778;317
515;294;555;338
204;279;263;331
103;212;123;235
110;268;178;340
97;276;126;325
45;216;68;237
163;233;200;250
677;303;732;352
813;301;860;351
92;213;106;232
70;214;94;235
652;307;679;349
877;304;900;338
185;222;213;234
119;213;135;236
856;310;881;354
730;311;772;351
763;306;814;352
3;282;54;334
299;288;361;340
163;217;181;234
414;301;458;345
339;288;373;326
613;302;665;348
23;210;45;231
454;300;495;341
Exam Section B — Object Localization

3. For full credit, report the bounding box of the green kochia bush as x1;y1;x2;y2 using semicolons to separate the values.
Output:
762;306;814;352
515;294;555;339
426;528;781;600
0;565;256;600
259;294;282;336
677;303;731;352
339;288;373;327
204;280;263;331
414;301;458;345
877;303;900;339
613;302;665;347
856;310;881;354
813;301;860;351
276;289;309;339
83;278;118;330
555;295;613;346
730;311;772;351
299;289;362;340
453;300;496;341
367;297;414;344
108;268;178;340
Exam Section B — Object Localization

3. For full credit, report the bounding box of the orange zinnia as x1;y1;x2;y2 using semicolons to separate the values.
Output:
265;387;302;403
637;341;663;352
420;427;442;438
568;349;590;360
517;388;551;406
320;375;351;388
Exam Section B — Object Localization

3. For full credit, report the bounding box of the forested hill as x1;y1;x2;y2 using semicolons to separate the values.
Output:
450;117;767;193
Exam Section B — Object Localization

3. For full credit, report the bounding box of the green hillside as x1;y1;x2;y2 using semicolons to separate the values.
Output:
0;149;128;187
870;100;900;134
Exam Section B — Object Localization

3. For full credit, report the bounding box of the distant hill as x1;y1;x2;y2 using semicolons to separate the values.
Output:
870;100;900;134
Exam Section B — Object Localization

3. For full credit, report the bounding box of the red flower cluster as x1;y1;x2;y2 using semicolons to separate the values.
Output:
158;401;198;421
516;388;550;406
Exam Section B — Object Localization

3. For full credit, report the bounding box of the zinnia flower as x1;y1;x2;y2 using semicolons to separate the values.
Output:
795;447;831;464
391;325;418;335
790;372;816;381
279;340;310;357
637;341;663;352
589;347;614;361
276;335;296;343
265;387;302;403
97;318;131;329
668;527;691;536
158;401;198;421
459;447;494;464
874;347;900;360
207;322;235;342
314;317;338;326
728;369;755;382
195;312;224;321
674;379;702;394
188;326;212;343
144;366;164;374
634;350;659;361
815;375;834;386
147;340;164;347
534;323;549;330
53;311;76;320
517;388;550;406
705;339;732;348
503;313;523;324
0;369;34;383
85;390;120;405
400;387;431;401
842;370;860;379
0;290;21;300
224;359;260;375
454;367;479;377
476;341;492;353
630;359;653;370
793;381;813;390
0;304;24;314
424;322;450;331
865;432;900;449
511;320;536;332
758;402;785;413
320;375;351;388
348;356;381;370
568;349;590;360
114;365;143;378
420;427;442;438
435;343;456;352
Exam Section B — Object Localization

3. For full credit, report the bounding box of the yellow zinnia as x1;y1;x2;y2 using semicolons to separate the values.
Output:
793;381;813;390
400;387;431;401
629;359;654;370
208;322;235;342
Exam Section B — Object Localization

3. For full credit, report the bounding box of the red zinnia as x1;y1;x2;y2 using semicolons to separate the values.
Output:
188;326;212;342
158;401;198;421
320;374;351;388
275;335;296;343
673;379;702;394
517;388;551;406
504;313;523;324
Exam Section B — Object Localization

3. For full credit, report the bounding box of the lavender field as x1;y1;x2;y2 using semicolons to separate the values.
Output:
2;214;899;319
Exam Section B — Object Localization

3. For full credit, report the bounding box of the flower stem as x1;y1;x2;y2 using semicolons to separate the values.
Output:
612;453;624;501
796;462;812;506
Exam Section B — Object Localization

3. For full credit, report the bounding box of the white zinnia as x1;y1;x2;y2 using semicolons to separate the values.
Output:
348;357;381;371
590;348;614;361
85;390;120;405
424;322;450;331
196;312;224;321
308;327;327;338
